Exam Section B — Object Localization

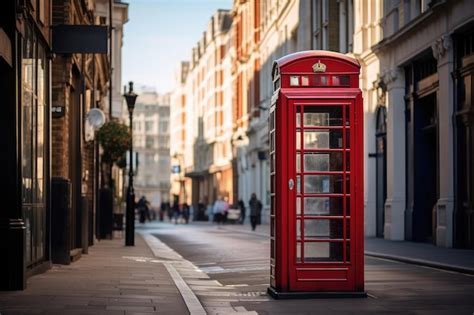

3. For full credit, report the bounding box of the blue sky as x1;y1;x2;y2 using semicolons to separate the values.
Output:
122;0;232;94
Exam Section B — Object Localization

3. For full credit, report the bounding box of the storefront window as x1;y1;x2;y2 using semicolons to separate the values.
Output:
21;23;48;267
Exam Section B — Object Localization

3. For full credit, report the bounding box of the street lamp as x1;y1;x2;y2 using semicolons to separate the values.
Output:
124;81;138;246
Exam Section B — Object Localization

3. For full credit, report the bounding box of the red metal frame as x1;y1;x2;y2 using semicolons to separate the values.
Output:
269;51;364;296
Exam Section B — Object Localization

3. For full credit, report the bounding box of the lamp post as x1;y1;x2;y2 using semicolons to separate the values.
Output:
124;81;138;246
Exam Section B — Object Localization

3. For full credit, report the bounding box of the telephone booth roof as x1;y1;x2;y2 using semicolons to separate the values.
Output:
272;50;360;79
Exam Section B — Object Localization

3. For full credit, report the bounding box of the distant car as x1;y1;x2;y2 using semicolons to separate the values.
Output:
226;208;241;223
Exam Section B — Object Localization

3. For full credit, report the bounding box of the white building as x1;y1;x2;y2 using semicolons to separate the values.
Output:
131;90;171;208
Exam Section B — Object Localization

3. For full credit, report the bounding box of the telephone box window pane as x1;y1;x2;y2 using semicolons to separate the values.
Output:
304;106;342;126
345;197;351;216
304;175;343;194
346;130;350;148
304;220;344;239
301;76;309;86
271;196;275;214
346;152;350;171
296;175;301;194
346;106;350;126
296;131;301;150
304;197;343;215
290;75;299;86
296;153;301;172
271;239;275;259
271;217;275;236
304;130;344;149
304;220;329;239
297;243;302;262
296;197;301;215
340;75;350;86
304;152;344;172
304;243;344;262
296;107;301;127
296;219;301;239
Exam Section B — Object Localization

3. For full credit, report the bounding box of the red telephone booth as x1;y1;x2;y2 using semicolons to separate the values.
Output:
268;51;366;298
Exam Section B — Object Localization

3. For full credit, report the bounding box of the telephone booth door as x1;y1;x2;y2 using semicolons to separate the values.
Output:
289;100;355;292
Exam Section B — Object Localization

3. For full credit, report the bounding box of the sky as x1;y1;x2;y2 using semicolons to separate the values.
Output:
122;0;232;94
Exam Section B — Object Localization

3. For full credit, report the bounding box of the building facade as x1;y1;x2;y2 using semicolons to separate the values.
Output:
170;62;192;204
0;0;128;290
0;0;52;290
375;0;474;248
178;10;234;210
131;91;170;208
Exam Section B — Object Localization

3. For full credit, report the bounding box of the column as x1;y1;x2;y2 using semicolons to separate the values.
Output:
432;35;455;247
383;68;406;241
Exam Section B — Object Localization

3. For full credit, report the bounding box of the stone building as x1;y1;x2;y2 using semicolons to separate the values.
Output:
0;0;128;290
176;10;234;210
0;0;53;290
374;0;474;248
131;91;171;209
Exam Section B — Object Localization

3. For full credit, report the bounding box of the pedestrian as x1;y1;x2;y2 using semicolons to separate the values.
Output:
238;199;246;224
137;196;147;224
222;196;230;224
182;202;190;224
212;197;222;223
248;193;262;231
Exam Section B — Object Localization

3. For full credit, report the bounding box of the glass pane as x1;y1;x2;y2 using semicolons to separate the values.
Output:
296;175;301;194
296;131;301;150
304;175;344;194
346;130;350;148
304;197;343;216
304;106;342;126
303;152;344;172
22;25;34;204
296;219;301;239
297;243;301;262
296;111;301;127
296;153;301;172
346;152;350;171
304;130;345;149
304;242;344;262
296;197;301;215
345;197;350;216
304;220;344;239
271;239;275;259
271;217;275;236
345;106;350;126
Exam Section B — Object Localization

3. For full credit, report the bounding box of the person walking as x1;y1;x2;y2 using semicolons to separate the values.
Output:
182;202;190;224
137;196;147;224
249;193;262;231
238;199;246;224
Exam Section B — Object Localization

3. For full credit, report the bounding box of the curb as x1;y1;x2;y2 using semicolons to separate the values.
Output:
365;251;474;275
139;233;207;315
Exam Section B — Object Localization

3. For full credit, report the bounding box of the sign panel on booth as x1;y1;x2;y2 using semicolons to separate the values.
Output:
268;51;366;298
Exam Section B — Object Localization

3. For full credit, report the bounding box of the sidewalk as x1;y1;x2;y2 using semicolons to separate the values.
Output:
219;222;474;274
0;234;189;315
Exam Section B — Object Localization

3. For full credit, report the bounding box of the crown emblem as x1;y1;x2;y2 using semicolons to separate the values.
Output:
312;60;327;73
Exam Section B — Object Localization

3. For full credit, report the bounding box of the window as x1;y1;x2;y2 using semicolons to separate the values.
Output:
312;0;353;52
22;22;48;266
145;121;154;133
146;136;154;149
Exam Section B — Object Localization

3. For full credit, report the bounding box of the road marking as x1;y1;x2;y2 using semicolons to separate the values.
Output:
163;261;207;315
140;233;207;315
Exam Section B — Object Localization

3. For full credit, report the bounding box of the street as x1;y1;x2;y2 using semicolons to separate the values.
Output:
148;222;474;315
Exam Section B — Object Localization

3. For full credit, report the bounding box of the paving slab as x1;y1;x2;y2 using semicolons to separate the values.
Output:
0;234;189;315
